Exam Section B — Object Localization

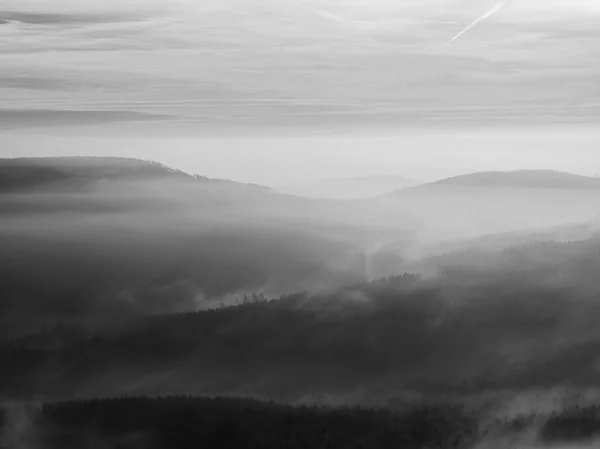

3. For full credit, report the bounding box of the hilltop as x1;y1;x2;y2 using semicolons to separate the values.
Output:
424;170;600;191
0;157;270;193
281;175;421;200
370;169;600;243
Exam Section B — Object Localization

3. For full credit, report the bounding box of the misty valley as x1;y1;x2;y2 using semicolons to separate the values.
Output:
3;0;600;445
0;157;600;449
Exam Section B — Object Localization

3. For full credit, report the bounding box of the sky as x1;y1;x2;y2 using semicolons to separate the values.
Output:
1;0;600;185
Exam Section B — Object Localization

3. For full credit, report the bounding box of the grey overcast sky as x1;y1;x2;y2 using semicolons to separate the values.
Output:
1;0;600;185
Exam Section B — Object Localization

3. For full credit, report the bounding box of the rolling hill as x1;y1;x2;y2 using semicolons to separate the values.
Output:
370;170;600;244
280;175;421;200
2;234;600;402
0;157;269;193
0;157;415;340
409;170;600;192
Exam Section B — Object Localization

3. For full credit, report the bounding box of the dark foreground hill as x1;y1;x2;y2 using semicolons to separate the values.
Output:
3;396;600;449
2;236;600;402
0;397;480;449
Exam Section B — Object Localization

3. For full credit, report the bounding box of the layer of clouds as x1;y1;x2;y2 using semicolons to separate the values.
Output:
0;0;599;129
0;109;173;130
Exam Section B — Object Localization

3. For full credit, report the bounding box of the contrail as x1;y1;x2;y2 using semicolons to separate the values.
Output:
448;0;514;43
311;9;352;25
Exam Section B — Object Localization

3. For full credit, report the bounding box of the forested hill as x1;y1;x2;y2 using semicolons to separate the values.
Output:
2;237;600;402
420;170;600;191
0;157;270;193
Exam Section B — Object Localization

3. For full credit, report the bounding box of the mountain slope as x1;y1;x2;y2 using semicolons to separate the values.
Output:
281;175;421;200
0;158;413;340
371;170;600;243
2;236;600;402
0;157;270;193
423;170;600;191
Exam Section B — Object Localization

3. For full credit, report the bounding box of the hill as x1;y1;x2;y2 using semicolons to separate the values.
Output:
6;396;600;449
0;158;417;340
423;170;600;191
372;170;600;244
1;397;479;449
280;175;421;200
2;236;600;402
0;157;270;194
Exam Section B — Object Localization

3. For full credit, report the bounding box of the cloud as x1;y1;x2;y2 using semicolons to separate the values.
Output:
0;0;599;129
0;11;127;25
0;75;72;90
0;109;173;130
0;0;169;15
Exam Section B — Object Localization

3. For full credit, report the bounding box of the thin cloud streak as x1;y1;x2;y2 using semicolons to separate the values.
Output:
0;109;174;130
447;0;514;43
0;0;599;129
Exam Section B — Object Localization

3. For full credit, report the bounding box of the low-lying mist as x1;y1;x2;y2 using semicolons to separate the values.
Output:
2;159;600;342
2;234;600;402
0;162;394;338
0;202;370;339
3;160;600;449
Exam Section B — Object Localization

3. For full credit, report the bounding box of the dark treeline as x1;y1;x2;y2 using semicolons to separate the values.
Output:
540;404;600;443
2;396;600;449
0;397;478;449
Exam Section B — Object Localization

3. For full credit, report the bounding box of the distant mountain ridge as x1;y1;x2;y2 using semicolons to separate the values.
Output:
0;157;270;193
428;170;600;191
281;175;421;200
368;169;600;244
